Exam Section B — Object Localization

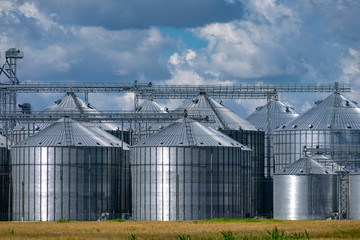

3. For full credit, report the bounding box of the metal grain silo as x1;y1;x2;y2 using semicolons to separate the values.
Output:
246;95;299;217
349;173;360;219
131;117;252;221
273;91;360;172
173;92;265;216
0;135;9;221
274;156;338;220
246;95;299;177
10;118;131;221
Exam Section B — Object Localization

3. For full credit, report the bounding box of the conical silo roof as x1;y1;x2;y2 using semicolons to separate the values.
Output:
310;153;345;172
15;118;129;149
279;92;360;130
42;92;97;114
136;98;168;131
246;96;299;133
276;156;336;175
134;117;251;148
79;121;130;149
15;92;129;132
45;93;129;131
173;93;257;131
137;99;166;113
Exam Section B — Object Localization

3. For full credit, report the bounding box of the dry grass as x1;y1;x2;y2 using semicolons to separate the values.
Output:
0;219;359;239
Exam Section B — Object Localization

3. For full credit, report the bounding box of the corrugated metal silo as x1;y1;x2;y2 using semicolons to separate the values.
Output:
246;95;299;177
274;156;337;220
131;117;252;220
173;92;265;216
0;135;9;220
10;118;131;221
273;92;360;172
246;95;299;217
349;173;360;219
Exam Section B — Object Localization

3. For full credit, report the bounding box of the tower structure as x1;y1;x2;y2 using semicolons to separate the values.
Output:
0;48;24;131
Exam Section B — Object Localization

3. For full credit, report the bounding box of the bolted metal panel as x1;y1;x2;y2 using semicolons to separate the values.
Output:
135;118;251;148
246;98;299;133
274;92;360;172
131;117;254;221
11;146;130;221
131;145;252;221
274;157;337;220
246;98;299;177
136;99;166;113
10;119;131;221
274;174;338;220
349;174;360;219
220;129;265;217
0;135;9;221
172;94;265;216
173;93;257;131
274;129;360;171
15;118;130;149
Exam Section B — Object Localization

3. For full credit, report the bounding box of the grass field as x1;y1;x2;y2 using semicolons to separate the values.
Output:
0;219;360;239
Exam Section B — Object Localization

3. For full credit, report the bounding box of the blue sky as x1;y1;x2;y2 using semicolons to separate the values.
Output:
0;0;360;116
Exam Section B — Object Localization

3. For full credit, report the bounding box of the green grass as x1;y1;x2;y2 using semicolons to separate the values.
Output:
173;227;309;240
105;218;126;222
56;219;70;223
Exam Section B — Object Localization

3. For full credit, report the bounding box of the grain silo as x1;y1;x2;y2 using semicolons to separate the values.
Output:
0;135;9;221
10;118;131;221
349;173;360;220
246;95;299;177
273;91;360;172
131;116;252;221
246;95;299;217
274;155;338;220
173;92;265;216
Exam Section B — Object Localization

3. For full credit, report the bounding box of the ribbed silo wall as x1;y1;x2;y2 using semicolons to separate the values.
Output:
221;130;265;217
274;174;338;220
11;130;36;145
349;174;360;219
11;146;131;221
131;146;252;221
0;147;9;221
273;129;360;172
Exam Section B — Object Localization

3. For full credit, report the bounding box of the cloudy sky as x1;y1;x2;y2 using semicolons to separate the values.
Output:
0;0;359;116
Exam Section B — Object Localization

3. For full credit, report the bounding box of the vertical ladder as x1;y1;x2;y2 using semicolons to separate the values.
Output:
184;118;195;146
64;118;73;146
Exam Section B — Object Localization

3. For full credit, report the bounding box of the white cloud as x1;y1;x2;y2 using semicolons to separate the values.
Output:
166;49;234;85
166;69;205;85
0;1;19;23
89;93;135;111
340;48;360;84
18;2;59;31
2;0;360;116
184;1;302;80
